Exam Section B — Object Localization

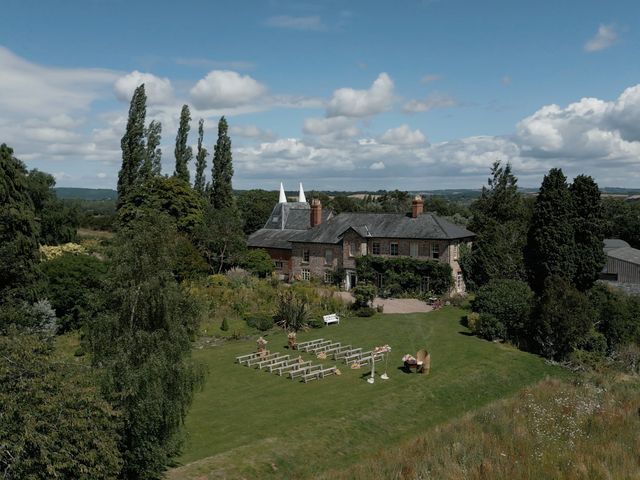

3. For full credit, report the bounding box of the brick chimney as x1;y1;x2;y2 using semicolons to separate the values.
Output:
310;198;322;227
412;195;424;218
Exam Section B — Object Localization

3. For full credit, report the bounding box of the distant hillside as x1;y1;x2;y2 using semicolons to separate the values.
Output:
54;187;117;201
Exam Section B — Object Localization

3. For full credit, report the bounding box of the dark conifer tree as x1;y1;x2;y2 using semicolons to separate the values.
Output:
525;168;576;293
210;116;234;209
193;119;208;195
145;120;163;177
117;85;147;208
570;175;605;291
173;105;192;183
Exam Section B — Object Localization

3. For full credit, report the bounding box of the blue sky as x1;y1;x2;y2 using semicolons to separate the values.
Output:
1;0;639;190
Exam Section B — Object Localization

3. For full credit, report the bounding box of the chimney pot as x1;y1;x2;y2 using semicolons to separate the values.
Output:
412;195;424;218
310;198;322;227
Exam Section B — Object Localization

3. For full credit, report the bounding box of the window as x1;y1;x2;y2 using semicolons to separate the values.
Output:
301;269;311;281
302;249;310;263
374;272;384;289
456;272;464;290
324;271;333;283
390;242;399;256
410;242;419;258
324;249;333;265
274;260;284;270
349;242;356;257
453;242;459;260
431;243;439;259
419;243;429;256
372;242;381;255
360;243;367;256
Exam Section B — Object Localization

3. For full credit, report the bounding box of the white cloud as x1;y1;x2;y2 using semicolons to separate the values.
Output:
230;124;276;141
403;93;457;113
585;24;619;52
327;73;395;117
370;161;385;170
113;70;174;105
190;70;267;109
378;125;427;145
421;74;442;84
264;15;325;31
303;116;356;135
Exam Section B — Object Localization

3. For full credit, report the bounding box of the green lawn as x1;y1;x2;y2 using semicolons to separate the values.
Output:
169;307;566;479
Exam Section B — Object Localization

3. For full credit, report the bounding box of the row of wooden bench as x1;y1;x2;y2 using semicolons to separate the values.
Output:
235;351;339;383
296;338;386;366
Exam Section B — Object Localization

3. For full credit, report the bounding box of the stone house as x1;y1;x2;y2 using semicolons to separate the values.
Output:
248;189;475;293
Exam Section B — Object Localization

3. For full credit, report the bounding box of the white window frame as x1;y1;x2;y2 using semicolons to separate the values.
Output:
301;269;311;281
274;260;284;270
302;249;310;263
432;243;439;259
324;271;333;283
372;242;381;255
324;249;333;265
390;242;399;256
349;242;357;257
410;242;419;258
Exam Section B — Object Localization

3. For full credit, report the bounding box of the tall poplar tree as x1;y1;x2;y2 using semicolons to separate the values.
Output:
145;120;163;177
118;85;147;208
193;119;208;195
570;175;605;291
210;116;234;209
525;168;576;293
173;105;192;183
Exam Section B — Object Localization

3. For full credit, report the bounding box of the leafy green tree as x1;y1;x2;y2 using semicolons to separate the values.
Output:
602;198;640;248
353;283;376;308
194;119;208;195
174;235;209;282
194;205;246;273
118;176;205;234
209;116;234;209
532;275;593;360
0;328;122;479
376;190;410;213
0;144;41;305
145;120;163;177
241;249;274;278
472;279;534;346
461;162;528;290
588;283;640;351
174;105;192;183
525;168;576;293
570;175;605;291
41;253;108;332
90;214;204;479
330;194;359;214
118;84;147;208
237;189;279;235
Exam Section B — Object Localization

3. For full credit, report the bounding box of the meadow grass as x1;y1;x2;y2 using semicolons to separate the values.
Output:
325;372;640;480
169;307;565;479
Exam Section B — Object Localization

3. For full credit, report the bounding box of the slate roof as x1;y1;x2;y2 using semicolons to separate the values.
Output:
247;229;301;250
604;238;630;252
606;246;640;266
290;212;475;244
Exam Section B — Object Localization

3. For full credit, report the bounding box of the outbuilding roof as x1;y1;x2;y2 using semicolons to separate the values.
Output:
290;212;475;244
604;238;631;252
606;246;640;266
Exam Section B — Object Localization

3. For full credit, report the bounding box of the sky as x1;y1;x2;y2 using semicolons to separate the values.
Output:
1;0;640;191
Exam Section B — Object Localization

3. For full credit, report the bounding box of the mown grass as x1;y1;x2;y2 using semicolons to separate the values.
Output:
169;307;565;479
326;372;640;480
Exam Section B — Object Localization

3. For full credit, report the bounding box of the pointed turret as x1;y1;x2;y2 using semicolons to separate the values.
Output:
279;182;287;203
298;182;307;203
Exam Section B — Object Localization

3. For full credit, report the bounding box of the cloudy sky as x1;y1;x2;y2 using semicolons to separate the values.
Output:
2;0;640;190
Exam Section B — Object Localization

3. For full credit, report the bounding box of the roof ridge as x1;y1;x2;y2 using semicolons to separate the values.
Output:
429;212;448;237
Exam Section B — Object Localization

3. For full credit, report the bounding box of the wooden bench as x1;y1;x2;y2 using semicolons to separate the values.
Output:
295;338;323;350
325;343;348;355
236;351;269;365
309;341;340;354
345;350;371;364
289;364;321;380
275;360;311;376
335;347;361;360
256;355;289;369
246;352;279;367
299;340;331;352
323;313;340;325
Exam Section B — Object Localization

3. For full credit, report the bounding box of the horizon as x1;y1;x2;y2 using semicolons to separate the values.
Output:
2;0;640;190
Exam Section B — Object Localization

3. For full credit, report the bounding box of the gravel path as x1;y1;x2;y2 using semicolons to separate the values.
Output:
335;292;433;314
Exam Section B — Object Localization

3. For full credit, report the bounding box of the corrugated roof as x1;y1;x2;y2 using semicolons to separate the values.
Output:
291;212;475;244
604;238;630;252
607;246;640;266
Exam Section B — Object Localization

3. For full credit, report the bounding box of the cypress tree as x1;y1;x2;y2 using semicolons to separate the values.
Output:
193;119;208;195
570;175;605;291
210;116;234;209
145;120;163;177
173;105;192;183
118;85;147;208
525;168;576;293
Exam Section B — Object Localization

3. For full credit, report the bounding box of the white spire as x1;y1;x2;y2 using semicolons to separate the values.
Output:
298;182;307;203
279;182;287;203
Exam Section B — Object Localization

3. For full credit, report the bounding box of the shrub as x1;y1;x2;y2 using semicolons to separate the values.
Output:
376;304;384;313
308;318;325;329
225;267;251;287
274;290;309;332
353;283;376;308
220;318;229;331
255;315;274;331
207;274;229;287
465;312;480;333
241;249;274;278
472;279;534;345
475;313;505;341
355;306;376;317
611;343;640;375
589;283;640;351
